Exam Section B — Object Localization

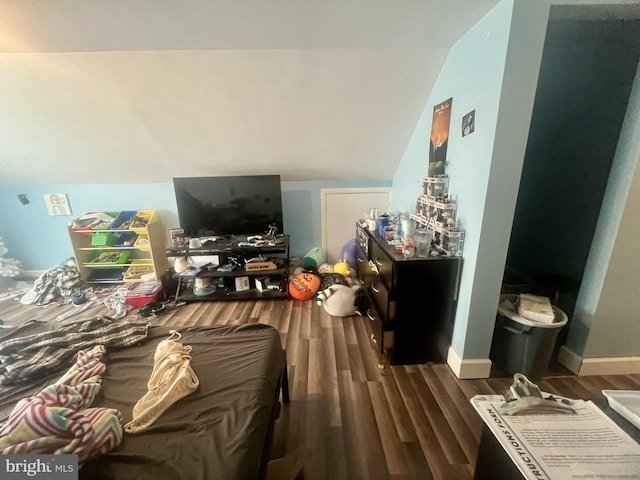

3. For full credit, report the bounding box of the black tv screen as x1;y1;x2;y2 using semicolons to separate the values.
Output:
173;175;284;237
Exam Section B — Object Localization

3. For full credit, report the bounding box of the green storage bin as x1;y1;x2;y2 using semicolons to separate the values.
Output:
84;250;131;266
91;232;117;247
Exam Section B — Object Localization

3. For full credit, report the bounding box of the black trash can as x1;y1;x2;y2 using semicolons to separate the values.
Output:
489;294;568;381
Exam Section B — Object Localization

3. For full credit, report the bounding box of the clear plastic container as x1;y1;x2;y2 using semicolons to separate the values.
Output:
403;234;416;258
416;230;434;257
401;217;416;237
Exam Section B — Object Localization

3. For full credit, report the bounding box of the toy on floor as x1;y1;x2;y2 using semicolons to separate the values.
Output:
333;260;350;277
319;272;350;291
316;284;364;317
341;238;357;268
334;259;356;285
318;263;333;274
302;247;326;268
288;271;321;301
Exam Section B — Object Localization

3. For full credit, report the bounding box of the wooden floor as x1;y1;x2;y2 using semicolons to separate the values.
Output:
1;295;639;480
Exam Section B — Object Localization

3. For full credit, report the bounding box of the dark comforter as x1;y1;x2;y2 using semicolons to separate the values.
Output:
82;323;285;480
1;322;285;480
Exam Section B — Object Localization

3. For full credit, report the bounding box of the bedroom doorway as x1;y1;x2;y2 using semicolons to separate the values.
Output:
504;12;640;355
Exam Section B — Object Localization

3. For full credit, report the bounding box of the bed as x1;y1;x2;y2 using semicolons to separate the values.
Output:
0;320;289;480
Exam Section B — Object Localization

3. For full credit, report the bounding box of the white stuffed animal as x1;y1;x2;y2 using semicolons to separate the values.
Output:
316;284;363;317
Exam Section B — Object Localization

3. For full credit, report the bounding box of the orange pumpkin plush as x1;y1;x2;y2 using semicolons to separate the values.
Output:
289;272;321;301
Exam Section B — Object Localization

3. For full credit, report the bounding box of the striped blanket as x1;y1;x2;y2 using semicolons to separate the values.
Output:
0;345;123;463
0;316;150;385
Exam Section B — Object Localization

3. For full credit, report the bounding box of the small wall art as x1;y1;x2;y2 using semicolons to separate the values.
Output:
462;110;475;137
44;193;72;216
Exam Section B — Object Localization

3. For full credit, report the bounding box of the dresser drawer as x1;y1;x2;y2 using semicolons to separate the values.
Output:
365;307;384;353
365;305;394;354
368;280;397;323
370;241;394;291
355;244;370;281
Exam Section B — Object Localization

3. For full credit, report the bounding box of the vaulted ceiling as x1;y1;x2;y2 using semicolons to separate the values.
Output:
0;0;501;184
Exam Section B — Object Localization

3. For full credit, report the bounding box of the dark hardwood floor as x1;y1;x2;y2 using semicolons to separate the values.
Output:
1;295;639;480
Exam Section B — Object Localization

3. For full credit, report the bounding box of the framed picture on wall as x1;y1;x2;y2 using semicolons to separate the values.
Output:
44;193;72;216
429;97;453;176
462;110;475;137
169;228;186;247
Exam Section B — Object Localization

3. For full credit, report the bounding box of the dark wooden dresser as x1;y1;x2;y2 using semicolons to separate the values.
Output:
355;222;462;365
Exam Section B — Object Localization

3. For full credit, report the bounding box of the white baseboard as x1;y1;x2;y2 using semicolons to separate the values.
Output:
557;345;582;374
557;345;640;376
447;347;492;379
579;356;640;376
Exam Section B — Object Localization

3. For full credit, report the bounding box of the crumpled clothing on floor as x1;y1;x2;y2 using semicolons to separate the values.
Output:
20;260;81;306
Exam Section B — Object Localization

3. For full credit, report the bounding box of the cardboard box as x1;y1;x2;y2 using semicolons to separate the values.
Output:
255;276;270;292
245;261;277;272
235;276;250;292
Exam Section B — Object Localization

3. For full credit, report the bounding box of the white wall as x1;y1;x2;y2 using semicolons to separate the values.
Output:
392;0;551;373
0;49;443;186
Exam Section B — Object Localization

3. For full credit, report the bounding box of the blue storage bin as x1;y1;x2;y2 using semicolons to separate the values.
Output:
110;211;138;230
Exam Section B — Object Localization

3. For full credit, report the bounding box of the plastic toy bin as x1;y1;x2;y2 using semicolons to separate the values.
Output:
110;211;138;230
489;294;567;381
130;210;156;233
123;259;155;282
91;232;117;247
84;250;131;266
125;281;163;307
71;211;118;232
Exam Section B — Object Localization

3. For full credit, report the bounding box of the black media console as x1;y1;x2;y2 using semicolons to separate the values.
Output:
165;234;290;302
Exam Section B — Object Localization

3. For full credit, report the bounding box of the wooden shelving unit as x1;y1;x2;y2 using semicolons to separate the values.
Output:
68;213;169;284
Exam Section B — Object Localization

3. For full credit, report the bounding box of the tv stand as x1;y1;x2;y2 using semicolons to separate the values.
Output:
165;234;290;302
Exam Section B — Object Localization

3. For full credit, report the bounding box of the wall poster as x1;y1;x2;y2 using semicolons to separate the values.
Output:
429;97;453;176
44;193;72;216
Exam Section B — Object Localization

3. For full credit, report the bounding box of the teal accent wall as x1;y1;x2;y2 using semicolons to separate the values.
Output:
0;179;390;271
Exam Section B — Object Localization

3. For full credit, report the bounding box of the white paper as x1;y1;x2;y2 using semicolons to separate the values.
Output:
472;395;640;480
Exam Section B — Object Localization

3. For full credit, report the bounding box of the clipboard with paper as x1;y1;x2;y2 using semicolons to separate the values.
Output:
471;374;640;480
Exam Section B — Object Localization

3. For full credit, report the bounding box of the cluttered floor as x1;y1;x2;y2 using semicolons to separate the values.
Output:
1;277;639;479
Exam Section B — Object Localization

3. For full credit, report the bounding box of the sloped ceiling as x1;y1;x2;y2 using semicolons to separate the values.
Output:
0;0;500;185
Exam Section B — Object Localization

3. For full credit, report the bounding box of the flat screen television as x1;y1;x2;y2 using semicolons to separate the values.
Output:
173;175;284;238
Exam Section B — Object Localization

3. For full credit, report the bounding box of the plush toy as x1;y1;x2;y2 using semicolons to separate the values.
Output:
333;260;350;277
341;238;357;268
316;284;364;317
289;271;321;301
319;272;350;291
318;263;334;274
302;247;326;268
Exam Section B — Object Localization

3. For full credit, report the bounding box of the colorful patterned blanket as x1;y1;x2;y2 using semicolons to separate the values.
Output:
0;345;123;463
